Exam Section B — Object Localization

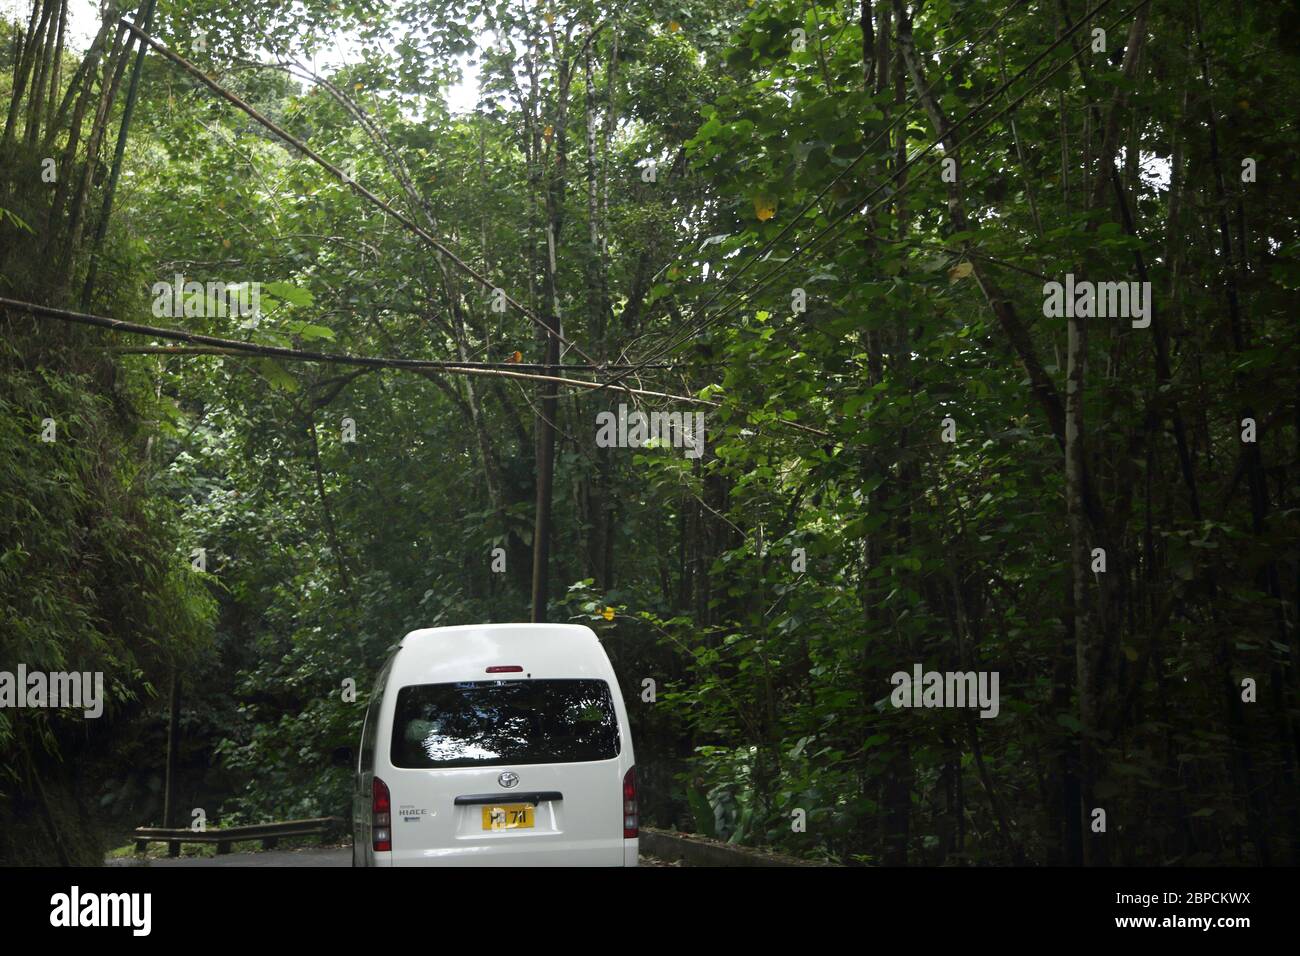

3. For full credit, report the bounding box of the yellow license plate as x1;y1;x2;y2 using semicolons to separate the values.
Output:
482;804;534;830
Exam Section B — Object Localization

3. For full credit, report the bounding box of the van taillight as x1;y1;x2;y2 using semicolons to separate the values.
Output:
622;766;638;839
373;776;392;852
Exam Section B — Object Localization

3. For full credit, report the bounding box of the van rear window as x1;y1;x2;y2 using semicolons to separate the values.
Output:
390;679;620;769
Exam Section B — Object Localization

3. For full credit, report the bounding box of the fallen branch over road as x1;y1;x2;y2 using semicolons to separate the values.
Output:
0;296;719;409
2;296;834;437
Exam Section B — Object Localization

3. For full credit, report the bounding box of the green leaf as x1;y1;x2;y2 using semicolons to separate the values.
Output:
263;281;314;306
258;360;299;392
687;787;717;839
285;321;335;342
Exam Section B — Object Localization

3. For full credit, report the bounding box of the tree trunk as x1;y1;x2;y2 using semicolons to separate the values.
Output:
2;0;48;147
82;0;157;308
163;671;181;830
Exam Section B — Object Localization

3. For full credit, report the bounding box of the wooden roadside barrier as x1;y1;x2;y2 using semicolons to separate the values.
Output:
133;816;344;857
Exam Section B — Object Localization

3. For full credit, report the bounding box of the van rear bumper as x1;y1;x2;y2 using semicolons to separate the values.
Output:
390;837;631;867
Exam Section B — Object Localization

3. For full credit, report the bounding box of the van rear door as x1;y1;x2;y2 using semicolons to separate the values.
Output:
385;678;625;866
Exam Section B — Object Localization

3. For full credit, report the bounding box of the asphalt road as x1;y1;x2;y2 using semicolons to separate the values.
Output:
125;847;352;867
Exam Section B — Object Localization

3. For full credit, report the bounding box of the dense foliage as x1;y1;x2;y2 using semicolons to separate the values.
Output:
2;0;1296;865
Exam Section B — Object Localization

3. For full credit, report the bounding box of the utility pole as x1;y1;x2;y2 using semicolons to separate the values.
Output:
530;226;561;622
162;669;181;854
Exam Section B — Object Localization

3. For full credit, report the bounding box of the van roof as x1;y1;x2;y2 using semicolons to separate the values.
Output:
391;623;613;685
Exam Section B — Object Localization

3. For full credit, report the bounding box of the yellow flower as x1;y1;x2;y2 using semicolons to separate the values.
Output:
601;606;615;621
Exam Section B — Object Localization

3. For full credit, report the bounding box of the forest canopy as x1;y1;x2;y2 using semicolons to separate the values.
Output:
1;0;1297;867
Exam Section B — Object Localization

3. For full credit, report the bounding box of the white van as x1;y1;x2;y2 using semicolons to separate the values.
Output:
352;623;638;866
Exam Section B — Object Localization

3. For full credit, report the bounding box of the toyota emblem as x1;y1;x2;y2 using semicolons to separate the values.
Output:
498;772;519;789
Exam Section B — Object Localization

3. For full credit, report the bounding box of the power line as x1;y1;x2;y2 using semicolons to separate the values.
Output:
119;17;601;369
